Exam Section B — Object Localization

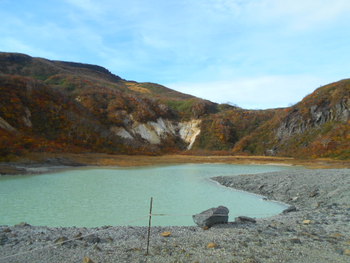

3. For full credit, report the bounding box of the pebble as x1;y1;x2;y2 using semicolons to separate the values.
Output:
206;242;218;249
329;233;343;238
83;256;95;263
161;231;171;237
84;234;100;244
302;220;312;225
289;238;302;244
242;258;259;263
54;236;68;245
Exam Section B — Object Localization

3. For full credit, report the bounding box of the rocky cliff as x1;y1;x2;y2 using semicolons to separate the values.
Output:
232;80;350;159
0;52;349;159
277;90;349;140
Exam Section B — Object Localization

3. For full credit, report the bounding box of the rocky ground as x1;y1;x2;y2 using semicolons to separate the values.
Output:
0;169;350;263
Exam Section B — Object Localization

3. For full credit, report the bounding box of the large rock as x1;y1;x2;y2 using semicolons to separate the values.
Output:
192;206;229;227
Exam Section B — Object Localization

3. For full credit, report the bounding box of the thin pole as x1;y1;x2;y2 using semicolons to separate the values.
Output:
146;197;153;255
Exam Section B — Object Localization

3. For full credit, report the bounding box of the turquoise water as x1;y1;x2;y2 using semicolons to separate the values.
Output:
0;164;292;227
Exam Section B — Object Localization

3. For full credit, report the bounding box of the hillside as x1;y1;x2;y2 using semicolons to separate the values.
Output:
0;52;349;160
232;80;350;159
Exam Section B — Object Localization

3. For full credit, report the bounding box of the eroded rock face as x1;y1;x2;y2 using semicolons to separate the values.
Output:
133;122;163;144
110;127;133;140
192;206;229;227
110;117;201;149
178;119;202;149
276;99;350;140
22;107;32;127
0;116;17;132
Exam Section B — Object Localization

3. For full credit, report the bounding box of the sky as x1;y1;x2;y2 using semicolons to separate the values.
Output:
1;0;350;109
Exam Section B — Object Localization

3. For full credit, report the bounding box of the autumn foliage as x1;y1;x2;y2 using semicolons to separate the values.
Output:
0;52;349;160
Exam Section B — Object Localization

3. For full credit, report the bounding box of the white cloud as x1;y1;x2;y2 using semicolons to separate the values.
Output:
0;0;349;109
0;38;57;58
64;0;105;16
245;0;350;31
202;0;350;32
167;75;329;109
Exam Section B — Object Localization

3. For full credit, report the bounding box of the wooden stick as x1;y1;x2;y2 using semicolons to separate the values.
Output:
146;197;153;255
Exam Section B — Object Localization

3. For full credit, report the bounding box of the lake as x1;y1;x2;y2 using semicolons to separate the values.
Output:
0;164;293;227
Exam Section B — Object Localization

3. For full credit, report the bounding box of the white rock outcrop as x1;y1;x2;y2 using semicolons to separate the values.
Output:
111;117;201;149
178;119;201;149
133;123;162;144
0;116;17;133
22;107;32;127
110;127;134;140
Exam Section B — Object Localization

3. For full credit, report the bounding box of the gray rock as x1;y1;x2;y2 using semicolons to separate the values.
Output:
192;206;229;227
0;234;8;246
309;190;319;197
2;227;11;233
282;205;297;214
235;216;257;224
289;238;302;244
84;234;101;244
15;222;31;227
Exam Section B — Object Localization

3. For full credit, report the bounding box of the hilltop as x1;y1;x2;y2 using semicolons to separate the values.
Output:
0;52;349;160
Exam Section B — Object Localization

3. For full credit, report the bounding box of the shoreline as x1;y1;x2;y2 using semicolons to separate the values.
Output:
1;153;349;176
1;168;349;262
209;177;291;209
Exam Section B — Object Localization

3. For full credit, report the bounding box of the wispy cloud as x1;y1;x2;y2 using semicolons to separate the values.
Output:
0;0;350;108
211;0;350;31
63;0;106;17
0;38;57;58
258;0;350;31
167;75;330;109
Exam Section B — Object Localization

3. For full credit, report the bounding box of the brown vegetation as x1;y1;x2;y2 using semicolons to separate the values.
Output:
0;52;349;161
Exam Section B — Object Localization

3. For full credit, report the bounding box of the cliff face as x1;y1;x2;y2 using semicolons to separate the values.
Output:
0;52;349;160
277;94;349;140
233;80;350;159
274;82;350;158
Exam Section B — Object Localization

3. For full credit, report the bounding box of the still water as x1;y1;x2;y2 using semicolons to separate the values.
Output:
0;164;292;227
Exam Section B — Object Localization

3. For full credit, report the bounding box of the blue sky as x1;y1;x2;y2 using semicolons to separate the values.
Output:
1;0;350;109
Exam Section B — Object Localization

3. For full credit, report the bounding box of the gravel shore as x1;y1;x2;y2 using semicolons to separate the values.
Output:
1;169;349;263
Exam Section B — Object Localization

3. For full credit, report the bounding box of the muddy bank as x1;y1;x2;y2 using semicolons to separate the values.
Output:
0;157;85;175
1;153;349;176
0;169;349;262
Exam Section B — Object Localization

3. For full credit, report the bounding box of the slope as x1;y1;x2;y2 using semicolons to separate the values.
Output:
0;52;223;159
0;52;348;160
232;79;350;159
